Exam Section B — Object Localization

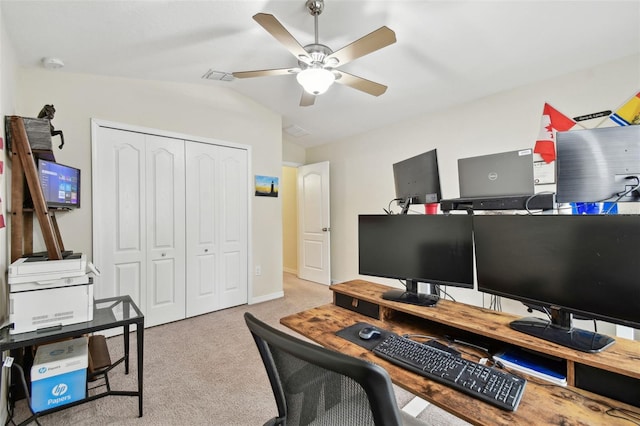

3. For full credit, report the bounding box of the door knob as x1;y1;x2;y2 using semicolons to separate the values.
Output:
322;227;331;232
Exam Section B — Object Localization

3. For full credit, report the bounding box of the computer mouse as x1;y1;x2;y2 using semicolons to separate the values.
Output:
358;327;381;340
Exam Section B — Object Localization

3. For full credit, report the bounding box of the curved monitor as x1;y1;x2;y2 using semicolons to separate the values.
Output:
393;149;442;212
474;214;640;352
358;214;474;307
556;125;640;203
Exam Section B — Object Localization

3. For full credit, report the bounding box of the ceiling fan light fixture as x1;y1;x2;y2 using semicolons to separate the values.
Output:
296;67;335;95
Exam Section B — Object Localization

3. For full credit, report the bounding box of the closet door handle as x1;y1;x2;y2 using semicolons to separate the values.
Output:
322;227;331;232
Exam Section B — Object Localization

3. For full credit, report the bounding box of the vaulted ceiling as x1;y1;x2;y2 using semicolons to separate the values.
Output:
2;0;639;147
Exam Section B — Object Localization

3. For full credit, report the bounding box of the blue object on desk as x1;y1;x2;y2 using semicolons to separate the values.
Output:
571;202;618;215
494;347;566;383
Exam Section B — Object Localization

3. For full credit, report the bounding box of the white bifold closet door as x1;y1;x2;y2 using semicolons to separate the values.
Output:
146;134;186;325
93;123;248;328
185;142;248;317
94;128;186;327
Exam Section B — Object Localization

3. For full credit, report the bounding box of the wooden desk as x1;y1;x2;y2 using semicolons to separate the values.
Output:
280;280;640;426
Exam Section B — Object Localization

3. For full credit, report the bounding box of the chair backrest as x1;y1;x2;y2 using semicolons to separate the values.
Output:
244;312;404;426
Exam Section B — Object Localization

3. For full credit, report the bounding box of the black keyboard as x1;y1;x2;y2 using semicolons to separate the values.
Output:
372;334;526;411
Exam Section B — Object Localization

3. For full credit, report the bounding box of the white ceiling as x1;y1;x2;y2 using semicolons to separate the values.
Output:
2;0;639;148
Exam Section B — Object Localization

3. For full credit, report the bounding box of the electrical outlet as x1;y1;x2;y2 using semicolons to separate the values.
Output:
255;265;261;276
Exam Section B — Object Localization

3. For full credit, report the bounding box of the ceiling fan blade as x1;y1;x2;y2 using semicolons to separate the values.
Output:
232;68;298;79
335;71;387;96
326;26;396;66
253;13;311;63
300;90;316;107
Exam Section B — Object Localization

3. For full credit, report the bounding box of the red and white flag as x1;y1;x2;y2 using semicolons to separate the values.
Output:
534;103;576;163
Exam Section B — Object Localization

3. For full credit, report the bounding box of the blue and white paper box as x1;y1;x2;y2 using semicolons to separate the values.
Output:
30;337;88;413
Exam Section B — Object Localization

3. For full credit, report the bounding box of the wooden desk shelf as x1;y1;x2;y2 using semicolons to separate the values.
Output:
281;279;640;426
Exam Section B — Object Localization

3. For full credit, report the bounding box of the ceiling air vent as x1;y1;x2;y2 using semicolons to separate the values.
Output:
284;124;310;137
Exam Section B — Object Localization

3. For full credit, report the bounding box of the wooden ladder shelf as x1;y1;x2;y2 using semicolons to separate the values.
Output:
9;115;63;262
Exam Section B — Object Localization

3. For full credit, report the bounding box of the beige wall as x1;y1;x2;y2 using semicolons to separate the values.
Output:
282;136;304;275
281;166;298;274
12;68;284;301
283;136;306;164
306;54;640;334
0;7;17;422
0;4;15;322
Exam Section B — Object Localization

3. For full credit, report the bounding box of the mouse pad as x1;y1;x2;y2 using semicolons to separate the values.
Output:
335;322;393;351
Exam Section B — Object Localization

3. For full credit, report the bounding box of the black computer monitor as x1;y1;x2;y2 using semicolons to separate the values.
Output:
556;125;640;203
358;214;474;307
393;149;442;214
473;214;640;352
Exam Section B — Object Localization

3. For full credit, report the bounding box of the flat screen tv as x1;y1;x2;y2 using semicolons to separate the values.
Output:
392;149;442;214
38;159;81;209
556;125;640;203
473;214;640;352
358;214;474;307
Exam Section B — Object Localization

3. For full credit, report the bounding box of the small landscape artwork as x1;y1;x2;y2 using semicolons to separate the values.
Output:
255;175;279;197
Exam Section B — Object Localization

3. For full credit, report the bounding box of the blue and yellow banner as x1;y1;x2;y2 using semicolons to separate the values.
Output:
610;91;640;126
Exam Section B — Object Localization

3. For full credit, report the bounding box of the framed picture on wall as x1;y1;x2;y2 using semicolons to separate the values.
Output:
255;175;279;197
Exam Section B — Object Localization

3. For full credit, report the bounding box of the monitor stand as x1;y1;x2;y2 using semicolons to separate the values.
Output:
382;279;440;307
510;316;615;353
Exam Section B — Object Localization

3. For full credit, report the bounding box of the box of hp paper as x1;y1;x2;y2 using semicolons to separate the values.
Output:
30;337;88;412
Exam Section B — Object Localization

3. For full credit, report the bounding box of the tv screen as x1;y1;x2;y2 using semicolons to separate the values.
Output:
473;214;640;352
556;125;640;203
358;214;474;306
393;149;442;207
38;159;81;209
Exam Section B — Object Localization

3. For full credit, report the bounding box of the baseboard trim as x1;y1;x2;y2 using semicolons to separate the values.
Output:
283;267;298;274
249;291;284;305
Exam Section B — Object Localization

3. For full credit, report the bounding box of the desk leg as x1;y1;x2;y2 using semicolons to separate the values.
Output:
11;362;38;425
137;323;144;417
124;324;130;375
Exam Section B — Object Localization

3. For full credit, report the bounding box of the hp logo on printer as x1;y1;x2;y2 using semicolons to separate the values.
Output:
38;367;47;374
52;383;69;397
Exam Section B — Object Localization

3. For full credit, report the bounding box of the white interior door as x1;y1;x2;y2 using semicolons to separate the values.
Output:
297;161;331;285
218;146;248;307
94;120;249;327
185;143;248;316
93;127;146;307
185;142;220;317
145;135;186;326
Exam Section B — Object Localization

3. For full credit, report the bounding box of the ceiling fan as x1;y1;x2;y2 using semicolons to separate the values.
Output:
232;0;396;107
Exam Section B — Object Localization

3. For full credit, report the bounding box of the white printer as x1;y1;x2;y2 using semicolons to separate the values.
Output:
8;254;97;334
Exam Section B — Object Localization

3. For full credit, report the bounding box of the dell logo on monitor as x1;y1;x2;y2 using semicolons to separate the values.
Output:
488;172;498;181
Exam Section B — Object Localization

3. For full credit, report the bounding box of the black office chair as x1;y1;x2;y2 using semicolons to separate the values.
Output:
244;312;428;426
